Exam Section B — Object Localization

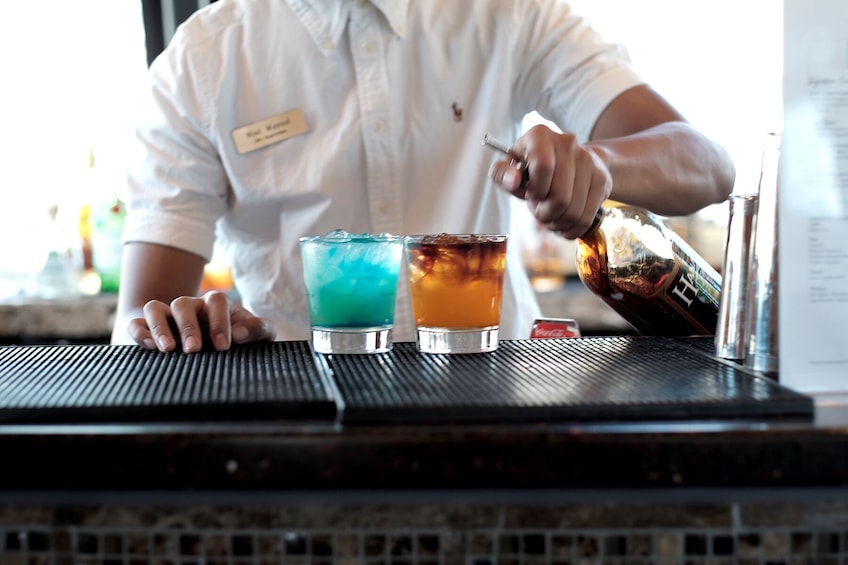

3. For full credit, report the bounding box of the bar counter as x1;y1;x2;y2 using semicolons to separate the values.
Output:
2;338;848;564
1;404;846;493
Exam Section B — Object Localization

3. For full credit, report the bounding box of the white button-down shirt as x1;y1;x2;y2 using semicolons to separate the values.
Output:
123;0;644;341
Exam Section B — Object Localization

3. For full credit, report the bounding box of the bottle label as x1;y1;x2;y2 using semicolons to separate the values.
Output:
658;264;719;334
575;204;723;336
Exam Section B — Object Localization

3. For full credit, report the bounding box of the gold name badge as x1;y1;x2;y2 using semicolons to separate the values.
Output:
231;109;309;154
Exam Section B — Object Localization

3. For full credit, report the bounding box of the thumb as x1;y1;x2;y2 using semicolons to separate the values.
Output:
489;162;527;199
230;307;277;343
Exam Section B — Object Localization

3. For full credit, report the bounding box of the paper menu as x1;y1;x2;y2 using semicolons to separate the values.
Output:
781;0;848;393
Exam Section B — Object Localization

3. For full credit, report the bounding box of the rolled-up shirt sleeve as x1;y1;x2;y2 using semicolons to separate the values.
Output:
121;29;229;263
511;0;646;142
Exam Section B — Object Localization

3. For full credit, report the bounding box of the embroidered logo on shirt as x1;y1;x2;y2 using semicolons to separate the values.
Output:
451;102;463;122
231;109;309;154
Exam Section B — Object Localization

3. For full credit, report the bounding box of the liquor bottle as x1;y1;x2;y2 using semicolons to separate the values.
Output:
83;148;127;294
575;202;722;336
34;203;82;298
91;196;126;293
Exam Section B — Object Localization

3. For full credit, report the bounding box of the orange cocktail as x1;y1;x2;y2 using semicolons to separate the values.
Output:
404;234;507;353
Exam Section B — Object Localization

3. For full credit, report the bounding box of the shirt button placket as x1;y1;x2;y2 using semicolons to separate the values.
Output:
349;8;400;236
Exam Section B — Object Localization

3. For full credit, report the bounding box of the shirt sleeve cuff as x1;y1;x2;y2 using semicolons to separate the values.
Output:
121;209;216;262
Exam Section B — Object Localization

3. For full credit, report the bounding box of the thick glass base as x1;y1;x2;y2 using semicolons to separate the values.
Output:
415;326;499;354
311;327;393;354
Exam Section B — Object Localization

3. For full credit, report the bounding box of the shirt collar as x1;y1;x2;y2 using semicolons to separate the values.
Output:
287;0;409;56
370;0;408;37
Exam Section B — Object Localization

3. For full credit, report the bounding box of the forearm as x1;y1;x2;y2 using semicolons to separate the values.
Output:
588;121;736;216
110;242;206;345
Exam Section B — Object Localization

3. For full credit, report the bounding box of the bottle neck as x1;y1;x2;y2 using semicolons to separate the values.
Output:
579;208;606;239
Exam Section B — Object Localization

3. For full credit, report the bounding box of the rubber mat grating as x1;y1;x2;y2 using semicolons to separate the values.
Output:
325;337;812;424
0;337;811;425
0;341;338;423
674;335;723;356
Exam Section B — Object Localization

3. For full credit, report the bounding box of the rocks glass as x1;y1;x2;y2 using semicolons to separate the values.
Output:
404;234;507;354
300;230;404;354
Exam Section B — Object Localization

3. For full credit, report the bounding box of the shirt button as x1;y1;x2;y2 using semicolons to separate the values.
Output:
360;39;377;54
371;121;385;133
378;201;392;214
321;40;335;51
357;0;367;6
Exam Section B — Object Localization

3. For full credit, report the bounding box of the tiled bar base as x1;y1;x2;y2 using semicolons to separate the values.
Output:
3;500;848;565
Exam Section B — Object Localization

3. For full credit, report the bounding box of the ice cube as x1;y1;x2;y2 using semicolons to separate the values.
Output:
323;228;351;240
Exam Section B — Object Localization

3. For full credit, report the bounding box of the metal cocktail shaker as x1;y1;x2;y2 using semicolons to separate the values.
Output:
745;133;781;376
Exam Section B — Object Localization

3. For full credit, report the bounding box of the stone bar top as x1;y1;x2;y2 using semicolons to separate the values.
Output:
0;294;117;343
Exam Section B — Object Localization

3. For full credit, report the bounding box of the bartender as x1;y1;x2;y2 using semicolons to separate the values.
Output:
112;0;735;353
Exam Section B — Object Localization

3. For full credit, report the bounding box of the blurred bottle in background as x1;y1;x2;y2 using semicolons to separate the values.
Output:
74;147;126;295
90;195;126;294
32;203;83;299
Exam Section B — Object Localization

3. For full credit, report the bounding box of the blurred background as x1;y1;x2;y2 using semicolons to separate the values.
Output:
0;0;782;334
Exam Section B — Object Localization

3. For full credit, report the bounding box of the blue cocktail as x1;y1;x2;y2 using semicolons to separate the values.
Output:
300;230;404;353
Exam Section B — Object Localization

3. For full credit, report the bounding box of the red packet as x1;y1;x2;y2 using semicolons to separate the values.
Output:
530;318;582;339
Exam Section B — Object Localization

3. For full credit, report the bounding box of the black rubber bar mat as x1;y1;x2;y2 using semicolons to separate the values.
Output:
674;335;721;356
326;337;813;424
0;342;338;424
